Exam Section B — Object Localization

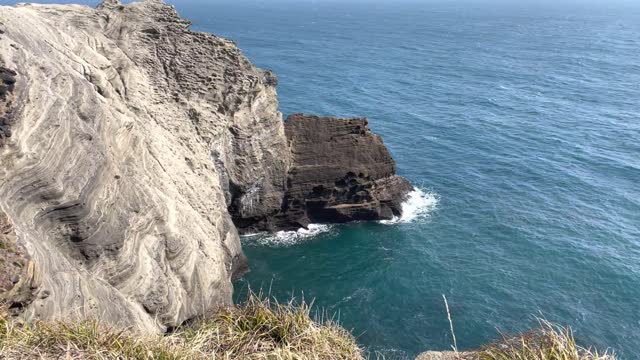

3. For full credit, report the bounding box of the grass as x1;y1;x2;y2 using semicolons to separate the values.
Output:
173;291;364;359
0;293;617;360
475;320;615;360
0;291;364;360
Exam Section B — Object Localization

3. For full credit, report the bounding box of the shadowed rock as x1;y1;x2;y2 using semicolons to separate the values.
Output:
0;211;37;315
232;114;413;233
0;66;16;147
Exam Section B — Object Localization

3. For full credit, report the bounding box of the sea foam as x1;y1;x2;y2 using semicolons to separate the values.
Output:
380;188;439;225
242;188;438;246
242;224;334;247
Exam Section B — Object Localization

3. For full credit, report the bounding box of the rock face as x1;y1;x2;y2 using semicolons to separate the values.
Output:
0;0;285;332
233;114;412;232
0;67;16;147
0;211;36;313
0;0;411;332
284;114;412;225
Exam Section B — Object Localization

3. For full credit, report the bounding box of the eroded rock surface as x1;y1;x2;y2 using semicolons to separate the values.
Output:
233;114;413;233
0;211;37;315
0;0;286;332
282;114;412;228
0;66;16;147
0;0;412;332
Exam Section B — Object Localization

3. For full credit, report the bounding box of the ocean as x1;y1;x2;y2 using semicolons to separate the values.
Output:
4;0;640;358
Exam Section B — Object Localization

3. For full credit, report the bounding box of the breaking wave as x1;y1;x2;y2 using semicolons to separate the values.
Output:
241;224;334;247
242;188;438;246
380;187;439;225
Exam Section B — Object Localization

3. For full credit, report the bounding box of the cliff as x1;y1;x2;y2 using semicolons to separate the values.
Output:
0;0;411;332
0;0;287;332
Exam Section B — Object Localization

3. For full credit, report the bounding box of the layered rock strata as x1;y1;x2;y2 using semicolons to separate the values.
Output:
0;0;284;332
283;114;412;226
0;0;412;332
232;114;412;232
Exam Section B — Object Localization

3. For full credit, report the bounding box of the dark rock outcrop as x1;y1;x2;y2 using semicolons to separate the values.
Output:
233;114;413;233
0;67;16;148
0;211;37;316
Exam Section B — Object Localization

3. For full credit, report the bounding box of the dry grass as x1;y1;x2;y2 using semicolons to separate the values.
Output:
476;320;616;360
173;292;364;359
0;295;617;360
0;292;364;360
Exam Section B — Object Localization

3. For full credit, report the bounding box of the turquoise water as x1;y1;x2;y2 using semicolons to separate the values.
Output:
5;0;640;358
194;2;640;358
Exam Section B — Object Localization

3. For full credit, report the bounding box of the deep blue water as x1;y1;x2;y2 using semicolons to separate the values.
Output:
4;0;640;358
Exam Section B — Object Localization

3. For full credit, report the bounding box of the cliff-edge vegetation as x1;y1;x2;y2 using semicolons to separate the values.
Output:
1;294;616;360
0;292;363;360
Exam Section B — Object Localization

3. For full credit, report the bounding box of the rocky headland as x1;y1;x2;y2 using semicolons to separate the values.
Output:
0;0;411;333
233;113;413;233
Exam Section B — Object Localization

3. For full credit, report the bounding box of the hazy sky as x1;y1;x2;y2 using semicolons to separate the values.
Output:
1;0;639;5
0;0;639;19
